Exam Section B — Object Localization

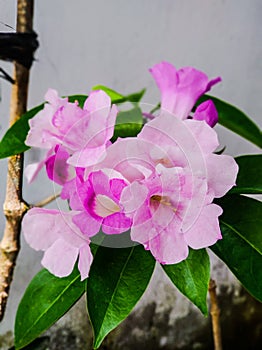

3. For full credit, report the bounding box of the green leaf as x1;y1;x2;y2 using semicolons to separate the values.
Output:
92;85;123;102
0;104;43;158
197;95;262;148
162;249;210;315
212;194;262;302
86;244;155;349
0;95;88;159
230;154;262;194
15;267;85;349
112;106;143;142
124;89;146;103
92;85;146;104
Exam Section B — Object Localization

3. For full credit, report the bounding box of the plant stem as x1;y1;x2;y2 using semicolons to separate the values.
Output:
34;193;61;208
209;278;223;350
0;0;34;322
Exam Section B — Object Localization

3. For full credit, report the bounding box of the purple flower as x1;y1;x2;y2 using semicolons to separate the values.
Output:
45;145;74;185
121;165;223;264
193;99;218;127
96;112;238;264
68;170;132;236
149;61;221;126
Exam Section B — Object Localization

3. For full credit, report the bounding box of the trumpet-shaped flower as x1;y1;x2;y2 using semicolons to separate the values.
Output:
67;170;132;236
149;61;221;126
25;89;118;182
22;208;93;280
97;112;238;264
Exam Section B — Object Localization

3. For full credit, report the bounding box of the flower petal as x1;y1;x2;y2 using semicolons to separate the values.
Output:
72;211;102;237
97;138;154;182
83;90;117;147
150;61;218;119
149;61;179;115
149;228;189;265
121;182;149;215
184;204;223;249
67;144;107;167
55;211;90;246
184;119;219;154
22;208;61;250
109;178;127;201
84;90;111;114
102;212;132;234
193;99;218;127
46;146;74;185
78;245;93;280
131;217;157;245
206;154;238;198
41;238;79;278
25;149;54;183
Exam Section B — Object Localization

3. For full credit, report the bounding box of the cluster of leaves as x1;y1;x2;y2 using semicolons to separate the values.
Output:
0;86;261;349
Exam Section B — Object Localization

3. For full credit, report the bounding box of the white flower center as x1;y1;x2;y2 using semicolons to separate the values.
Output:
94;194;120;218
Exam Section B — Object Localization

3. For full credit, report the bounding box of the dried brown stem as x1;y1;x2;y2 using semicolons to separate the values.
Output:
209;279;223;350
0;0;34;321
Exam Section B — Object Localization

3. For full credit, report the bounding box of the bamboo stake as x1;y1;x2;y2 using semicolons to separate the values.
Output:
0;0;34;321
209;279;223;350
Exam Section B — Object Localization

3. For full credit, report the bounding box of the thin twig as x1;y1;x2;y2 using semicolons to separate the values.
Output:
34;193;61;208
209;279;223;350
0;0;34;322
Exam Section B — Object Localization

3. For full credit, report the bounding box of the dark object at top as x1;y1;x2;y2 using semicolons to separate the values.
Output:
0;67;15;84
0;31;39;69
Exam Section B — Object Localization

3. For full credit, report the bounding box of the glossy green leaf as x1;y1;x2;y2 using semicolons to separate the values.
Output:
198;95;262;148
0;104;43;158
230;154;262;194
162;249;210;315
112;106;143;141
15;267;85;349
212;194;262;301
86;244;155;349
92;85;146;104
14;336;49;350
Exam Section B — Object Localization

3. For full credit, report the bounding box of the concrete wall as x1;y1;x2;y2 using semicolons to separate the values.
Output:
0;0;261;348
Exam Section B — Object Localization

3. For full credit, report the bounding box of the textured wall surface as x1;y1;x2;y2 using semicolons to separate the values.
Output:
0;0;261;349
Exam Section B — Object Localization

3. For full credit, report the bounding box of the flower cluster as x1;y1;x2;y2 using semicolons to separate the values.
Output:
22;61;238;280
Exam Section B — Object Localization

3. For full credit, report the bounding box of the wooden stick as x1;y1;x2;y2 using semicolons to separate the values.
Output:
209;279;223;350
0;0;34;322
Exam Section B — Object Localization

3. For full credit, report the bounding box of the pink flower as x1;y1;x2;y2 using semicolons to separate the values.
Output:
149;61;221;126
22;62;238;272
96;112;238;264
193;99;218;127
22;208;93;280
121;165;223;264
67;170;132;236
45;145;75;185
25;89;118;182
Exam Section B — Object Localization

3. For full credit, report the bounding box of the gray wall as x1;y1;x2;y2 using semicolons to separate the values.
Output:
0;0;261;342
